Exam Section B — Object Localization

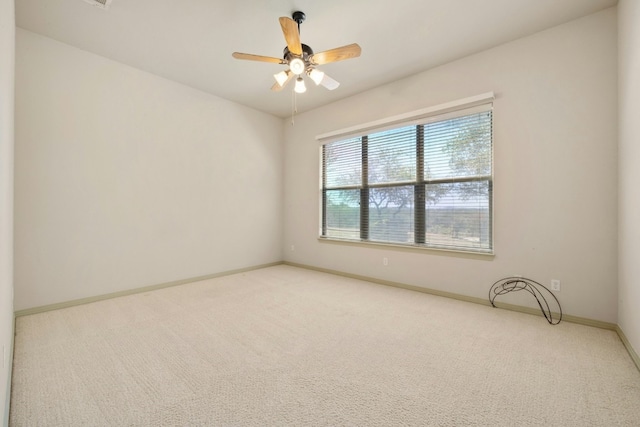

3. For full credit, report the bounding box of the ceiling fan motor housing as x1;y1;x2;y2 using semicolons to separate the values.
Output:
283;44;314;64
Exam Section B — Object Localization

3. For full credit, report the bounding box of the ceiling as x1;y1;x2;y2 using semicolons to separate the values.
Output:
16;0;617;118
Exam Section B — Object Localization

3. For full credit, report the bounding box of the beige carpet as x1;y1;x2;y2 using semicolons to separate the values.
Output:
10;265;640;426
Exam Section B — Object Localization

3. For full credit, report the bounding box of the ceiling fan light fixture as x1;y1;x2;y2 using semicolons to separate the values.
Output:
289;58;305;75
294;76;307;93
274;70;289;87
231;11;361;95
308;68;325;85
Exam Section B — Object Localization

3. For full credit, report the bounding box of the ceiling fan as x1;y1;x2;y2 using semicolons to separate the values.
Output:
232;11;362;94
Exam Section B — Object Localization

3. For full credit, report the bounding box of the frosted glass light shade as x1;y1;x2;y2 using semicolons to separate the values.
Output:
289;58;305;75
273;70;289;87
294;77;307;93
308;69;325;85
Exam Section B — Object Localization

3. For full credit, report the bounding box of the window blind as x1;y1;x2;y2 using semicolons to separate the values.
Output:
321;99;493;254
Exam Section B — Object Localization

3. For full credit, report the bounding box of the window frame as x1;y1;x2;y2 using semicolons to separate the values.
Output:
318;94;495;255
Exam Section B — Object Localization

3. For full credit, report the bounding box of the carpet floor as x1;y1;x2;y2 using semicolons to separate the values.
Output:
9;265;640;426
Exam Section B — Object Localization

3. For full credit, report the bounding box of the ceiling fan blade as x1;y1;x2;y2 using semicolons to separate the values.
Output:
232;52;284;64
319;73;340;91
310;43;361;65
271;70;294;91
279;17;302;56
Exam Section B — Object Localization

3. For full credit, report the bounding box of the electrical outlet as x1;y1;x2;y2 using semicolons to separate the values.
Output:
290;245;295;252
551;279;561;292
383;257;388;266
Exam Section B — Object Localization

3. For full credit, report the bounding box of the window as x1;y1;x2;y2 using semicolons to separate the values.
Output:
320;99;493;254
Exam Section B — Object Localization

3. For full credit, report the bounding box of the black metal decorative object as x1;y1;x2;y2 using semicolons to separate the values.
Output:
489;277;562;325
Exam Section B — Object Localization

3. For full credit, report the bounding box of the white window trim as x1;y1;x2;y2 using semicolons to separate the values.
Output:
317;92;495;255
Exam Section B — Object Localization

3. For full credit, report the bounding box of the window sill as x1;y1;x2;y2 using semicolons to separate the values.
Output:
317;236;495;260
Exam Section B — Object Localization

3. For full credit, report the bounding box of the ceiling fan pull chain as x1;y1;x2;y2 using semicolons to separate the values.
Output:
291;89;296;126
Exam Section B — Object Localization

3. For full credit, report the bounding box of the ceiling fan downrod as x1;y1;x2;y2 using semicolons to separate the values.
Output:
292;11;306;34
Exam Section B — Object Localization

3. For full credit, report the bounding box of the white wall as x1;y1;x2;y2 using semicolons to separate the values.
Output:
14;29;284;311
0;0;14;422
284;9;618;323
618;0;640;356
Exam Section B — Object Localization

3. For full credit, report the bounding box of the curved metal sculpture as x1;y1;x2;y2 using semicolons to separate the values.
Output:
489;277;562;325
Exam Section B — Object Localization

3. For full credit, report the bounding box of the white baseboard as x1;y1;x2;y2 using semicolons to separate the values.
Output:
616;325;640;372
284;261;639;372
12;260;639;375
14;262;283;317
3;315;14;427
